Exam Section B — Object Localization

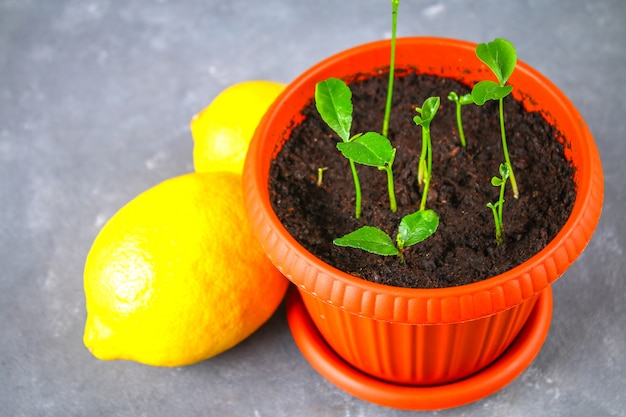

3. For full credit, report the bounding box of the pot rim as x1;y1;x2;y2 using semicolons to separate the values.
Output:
243;36;604;323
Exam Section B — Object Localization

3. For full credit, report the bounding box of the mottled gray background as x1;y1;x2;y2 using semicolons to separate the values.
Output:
1;0;624;416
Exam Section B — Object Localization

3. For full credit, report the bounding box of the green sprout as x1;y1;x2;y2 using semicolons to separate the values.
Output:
382;0;400;138
315;77;398;215
315;78;363;218
332;94;442;263
446;91;473;147
316;167;328;187
333;209;439;263
413;96;440;211
471;38;519;199
337;132;397;213
486;162;510;246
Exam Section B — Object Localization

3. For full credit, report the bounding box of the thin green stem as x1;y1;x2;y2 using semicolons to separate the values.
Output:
499;98;518;198
455;101;467;147
497;170;506;230
386;167;397;212
420;128;432;211
348;158;362;219
385;149;397;212
488;204;502;245
417;126;428;186
489;163;509;245
382;0;399;137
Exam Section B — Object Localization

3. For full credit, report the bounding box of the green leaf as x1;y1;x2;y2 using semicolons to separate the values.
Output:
475;38;517;85
336;132;394;167
459;93;474;105
491;176;503;187
333;226;399;256
447;92;473;105
315;78;353;142
471;80;513;105
486;201;502;210
397;209;439;247
413;96;441;126
499;162;511;179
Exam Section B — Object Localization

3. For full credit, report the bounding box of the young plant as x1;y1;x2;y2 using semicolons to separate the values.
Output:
336;132;398;212
315;78;398;214
316;167;328;187
413;96;440;211
382;0;400;138
333;95;442;263
471;38;519;198
315;78;363;218
333;209;439;263
486;162;510;246
446;91;473;147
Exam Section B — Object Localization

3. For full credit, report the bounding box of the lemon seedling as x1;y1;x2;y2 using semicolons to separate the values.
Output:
446;91;473;147
336;132;398;213
333;209;439;263
471;38;519;198
316;167;328;187
486;162;511;245
413;96;440;211
334;95;442;261
315;78;362;218
382;0;400;137
315;78;398;216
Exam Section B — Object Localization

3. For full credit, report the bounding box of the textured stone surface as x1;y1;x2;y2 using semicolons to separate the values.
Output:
1;0;624;415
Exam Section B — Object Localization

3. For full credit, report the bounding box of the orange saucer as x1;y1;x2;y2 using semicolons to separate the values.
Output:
286;286;553;411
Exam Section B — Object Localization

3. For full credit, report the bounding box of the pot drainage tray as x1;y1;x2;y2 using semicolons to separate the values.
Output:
286;286;552;411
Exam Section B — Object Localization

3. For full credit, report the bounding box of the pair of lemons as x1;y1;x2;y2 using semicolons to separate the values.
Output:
83;81;288;366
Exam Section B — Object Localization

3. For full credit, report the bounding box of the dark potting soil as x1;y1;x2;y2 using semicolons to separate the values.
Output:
269;72;576;289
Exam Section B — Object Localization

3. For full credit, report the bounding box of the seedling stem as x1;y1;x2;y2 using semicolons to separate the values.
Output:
382;0;400;138
498;98;518;198
487;162;510;245
413;96;440;211
317;167;328;187
447;91;473;147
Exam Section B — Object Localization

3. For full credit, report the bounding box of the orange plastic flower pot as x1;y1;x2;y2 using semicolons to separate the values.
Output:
243;37;603;408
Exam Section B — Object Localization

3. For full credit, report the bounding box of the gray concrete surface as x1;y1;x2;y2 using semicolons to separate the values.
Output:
1;0;624;415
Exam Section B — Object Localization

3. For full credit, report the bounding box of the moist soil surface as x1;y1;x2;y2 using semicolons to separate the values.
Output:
269;72;576;288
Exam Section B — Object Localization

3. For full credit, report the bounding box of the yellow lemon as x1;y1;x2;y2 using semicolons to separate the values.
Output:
83;172;288;367
191;80;285;174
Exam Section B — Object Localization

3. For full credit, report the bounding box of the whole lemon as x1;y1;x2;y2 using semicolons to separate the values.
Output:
191;80;285;175
83;172;288;367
